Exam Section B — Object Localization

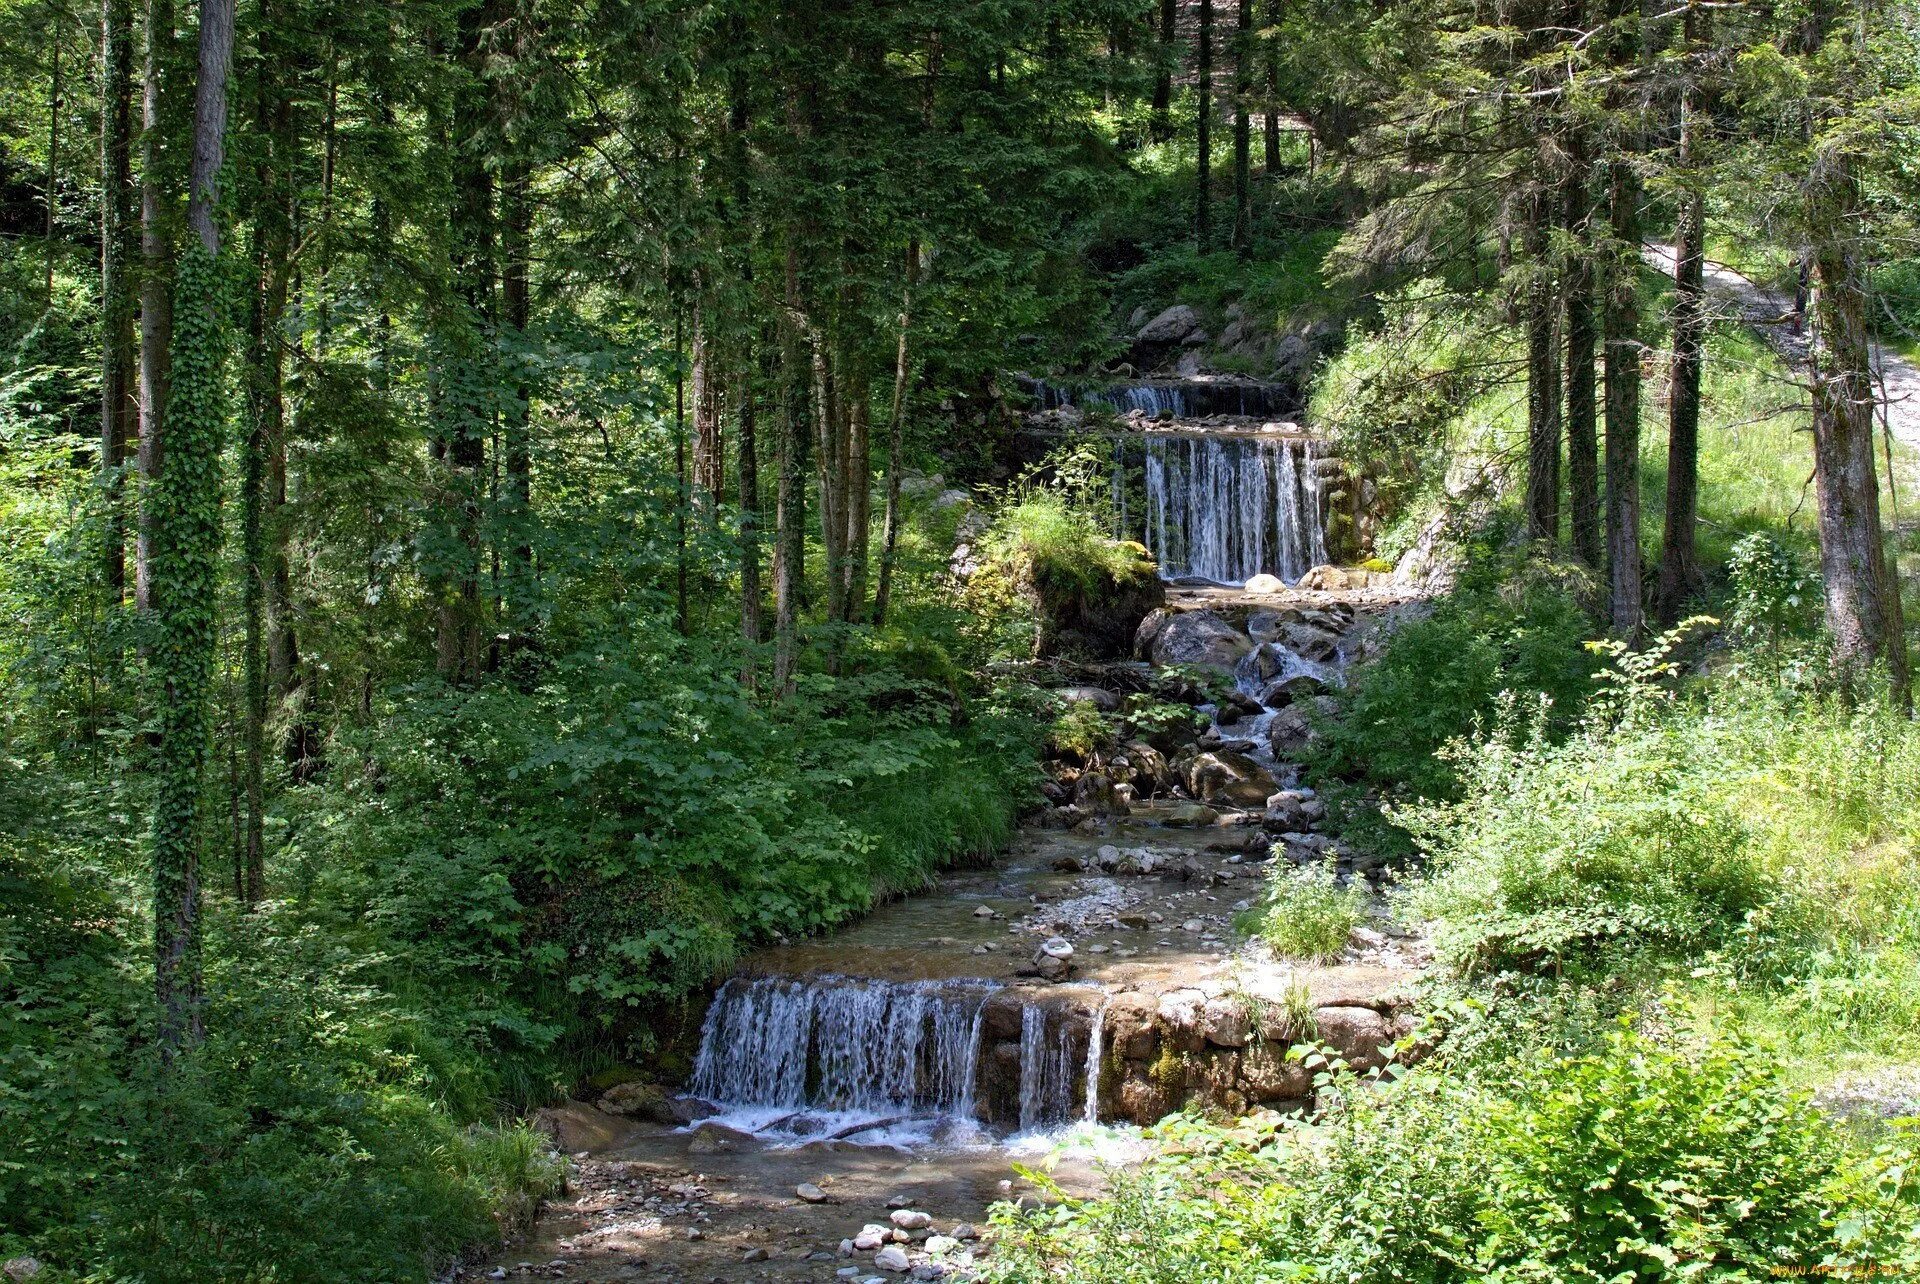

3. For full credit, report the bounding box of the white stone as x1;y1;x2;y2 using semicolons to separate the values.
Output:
890;1208;934;1230
797;1182;829;1203
874;1244;913;1272
1244;573;1285;594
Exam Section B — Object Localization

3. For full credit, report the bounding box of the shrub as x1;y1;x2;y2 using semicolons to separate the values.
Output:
1246;863;1370;962
989;1026;1920;1282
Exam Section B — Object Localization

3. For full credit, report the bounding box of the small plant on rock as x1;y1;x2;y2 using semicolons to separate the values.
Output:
1255;862;1371;962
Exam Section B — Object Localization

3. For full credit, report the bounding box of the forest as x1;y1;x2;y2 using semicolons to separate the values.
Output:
4;0;1920;1279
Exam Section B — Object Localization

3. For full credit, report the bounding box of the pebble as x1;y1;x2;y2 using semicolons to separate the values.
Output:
874;1244;912;1272
951;1223;978;1240
796;1182;828;1203
890;1209;934;1230
925;1235;959;1255
887;1195;913;1208
685;1227;704;1241
839;1269;861;1280
742;1247;769;1262
973;905;995;918
1182;919;1205;932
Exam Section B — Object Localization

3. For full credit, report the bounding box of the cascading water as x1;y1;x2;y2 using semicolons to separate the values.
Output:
1023;377;1294;419
1142;434;1328;585
1082;999;1111;1125
689;975;997;1142
1018;1005;1081;1133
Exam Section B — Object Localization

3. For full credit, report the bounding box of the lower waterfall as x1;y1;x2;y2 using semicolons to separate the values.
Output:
1141;434;1329;584
687;975;1097;1146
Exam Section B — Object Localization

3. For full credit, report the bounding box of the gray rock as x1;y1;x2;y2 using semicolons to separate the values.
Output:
874;1244;913;1273
797;1182;829;1203
1150;611;1253;671
1056;685;1120;712
1137;304;1202;343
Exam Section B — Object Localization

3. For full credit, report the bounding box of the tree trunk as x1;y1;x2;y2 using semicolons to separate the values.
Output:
812;333;846;625
737;365;761;684
773;244;805;694
1564;125;1601;568
1656;6;1705;622
873;240;919;630
1231;0;1253;253
841;361;872;622
45;17;62;307
1603;149;1643;635
239;4;290;908
1263;0;1281;171
101;0;136;601
674;305;690;635
1151;0;1175;143
501;159;534;647
1807;147;1911;704
1195;0;1214;250
1524;183;1562;546
152;0;233;1054
136;0;176;616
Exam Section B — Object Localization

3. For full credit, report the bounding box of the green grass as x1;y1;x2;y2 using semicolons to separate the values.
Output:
1244;862;1372;962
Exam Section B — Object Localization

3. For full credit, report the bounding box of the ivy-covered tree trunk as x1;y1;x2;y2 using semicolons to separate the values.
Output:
100;0;137;602
152;0;233;1053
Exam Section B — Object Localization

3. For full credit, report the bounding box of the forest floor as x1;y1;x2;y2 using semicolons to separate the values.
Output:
1644;242;1920;451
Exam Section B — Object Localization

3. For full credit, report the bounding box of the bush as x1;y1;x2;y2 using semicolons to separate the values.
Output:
1311;548;1601;812
989;1026;1920;1282
1245;863;1370;962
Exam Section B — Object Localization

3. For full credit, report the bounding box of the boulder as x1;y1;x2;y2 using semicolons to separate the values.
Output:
1246;607;1304;643
890;1210;935;1231
597;1079;675;1122
1260;671;1329;704
1161;801;1220;827
1150;611;1253;671
1027;546;1168;660
532;1101;637;1154
874;1244;912;1273
1136;304;1202;343
1186;751;1275;808
1282;623;1342;663
1240;1041;1313;1102
1268;705;1316;756
1055;685;1120;712
1201;996;1253;1048
1133;607;1175;658
1121;740;1176;793
1314;1005;1396;1072
1243;573;1285;594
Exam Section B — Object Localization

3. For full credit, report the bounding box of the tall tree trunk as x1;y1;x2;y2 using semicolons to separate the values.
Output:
1523;183;1562;546
873;240;919;630
674;304;690;635
842;361;872;622
501;159;534;647
1564;124;1601;568
1151;0;1175;143
152;0;233;1054
136;0;176;616
1195;0;1214;250
45;17;62;307
1263;0;1281;171
1656;3;1705;622
101;0;136;601
773;244;805;694
737;364;761;684
1231;0;1253;253
812;332;847;625
1807;148;1911;704
1603;116;1643;631
239;4;290;908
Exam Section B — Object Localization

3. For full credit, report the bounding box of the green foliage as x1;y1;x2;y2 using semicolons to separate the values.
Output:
1048;698;1112;762
1244;862;1370;962
989;1027;1920;1282
1311;548;1602;814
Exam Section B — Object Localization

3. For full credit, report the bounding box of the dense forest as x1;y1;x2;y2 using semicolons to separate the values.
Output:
5;0;1920;1279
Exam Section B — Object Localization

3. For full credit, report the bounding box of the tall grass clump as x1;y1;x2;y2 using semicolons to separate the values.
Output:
1246;862;1371;962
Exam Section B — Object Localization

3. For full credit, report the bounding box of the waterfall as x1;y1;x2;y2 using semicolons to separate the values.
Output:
1140;434;1329;585
689;975;996;1127
1082;999;1111;1125
1018;1004;1080;1132
1021;378;1295;419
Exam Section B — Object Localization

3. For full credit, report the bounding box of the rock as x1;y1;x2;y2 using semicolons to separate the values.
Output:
1035;937;1075;980
530;1101;636;1154
597;1078;675;1122
1202;996;1253;1047
1129;304;1151;329
1136;303;1202;343
1186;750;1275;808
1244;573;1285;594
1096;844;1122;869
925;1235;959;1256
1240;1041;1314;1101
744;1247;770;1263
1283;622;1342;662
1181;918;1206;932
686;1123;757;1154
973;904;996;917
1261;671;1329;703
797;1182;829;1203
874;1245;913;1273
1245;607;1303;643
1056;684;1120;712
1349;925;1387;949
3;1264;44;1284
1073;770;1123;816
951;1224;980;1240
1162;801;1220;827
1268;705;1317;755
1150;610;1254;671
855;1226;890;1251
1039;936;1075;959
1314;1005;1396;1071
1133;607;1175;659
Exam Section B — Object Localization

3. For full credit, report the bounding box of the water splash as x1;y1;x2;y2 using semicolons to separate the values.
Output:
1143;435;1328;584
1018;1004;1081;1132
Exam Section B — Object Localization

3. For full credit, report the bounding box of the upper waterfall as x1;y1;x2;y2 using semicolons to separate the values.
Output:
1139;433;1329;585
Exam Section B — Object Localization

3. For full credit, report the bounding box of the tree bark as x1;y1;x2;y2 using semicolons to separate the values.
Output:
1232;0;1253;253
501;158;534;647
101;0;136;601
1564;125;1601;568
1656;4;1705;622
136;0;176;616
773;244;805;694
873;240;919;630
1524;183;1562;546
45;17;62;307
1196;0;1214;250
153;0;233;1054
1603;149;1643;633
1263;0;1281;171
1807;147;1911;704
1151;0;1175;143
841;360;872;622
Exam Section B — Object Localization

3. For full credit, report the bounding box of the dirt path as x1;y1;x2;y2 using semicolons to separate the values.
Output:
1642;243;1920;454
